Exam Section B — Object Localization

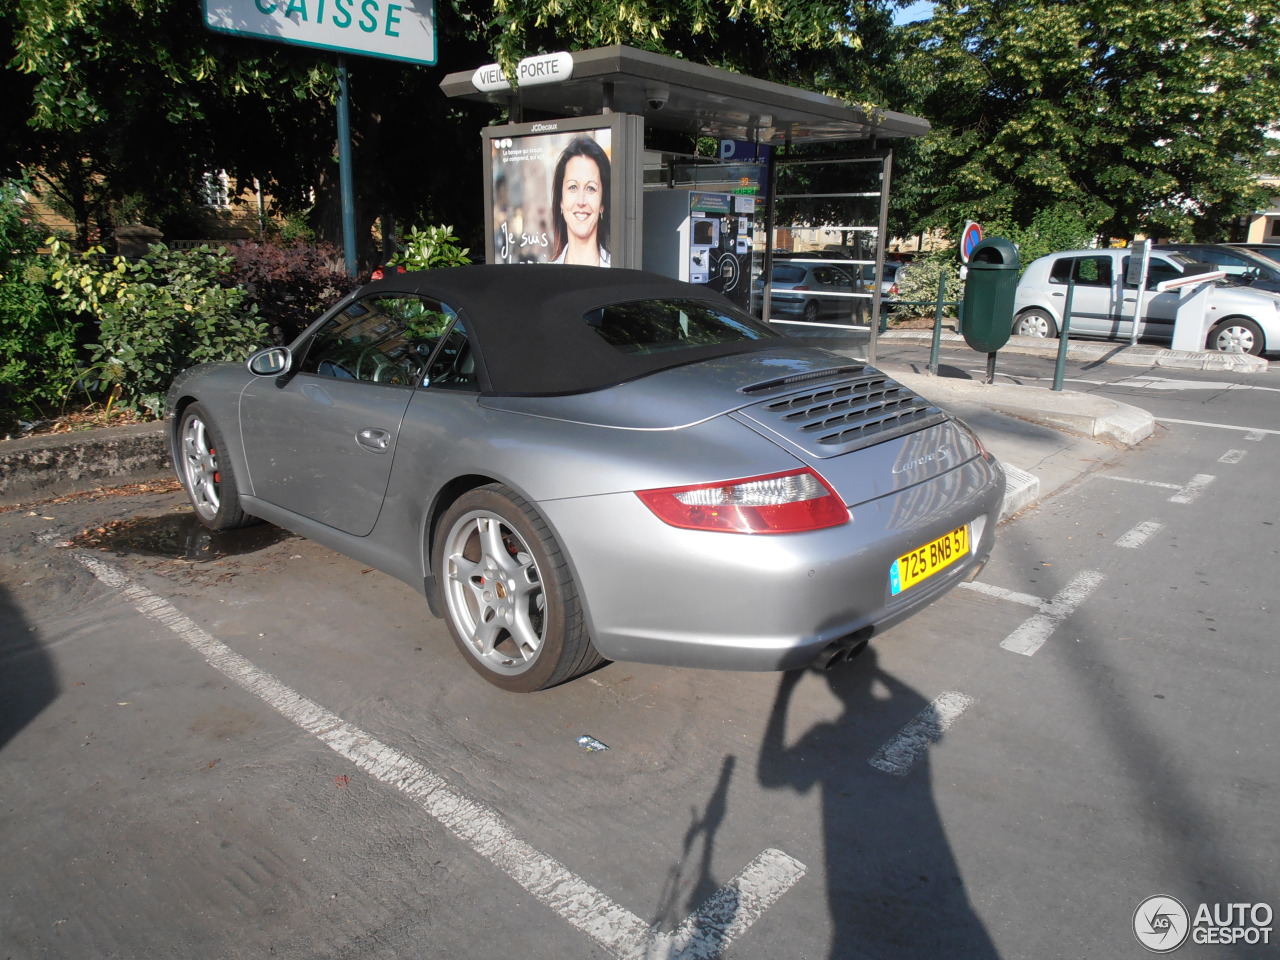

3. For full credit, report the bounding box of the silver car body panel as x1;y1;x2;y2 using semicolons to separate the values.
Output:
239;374;414;536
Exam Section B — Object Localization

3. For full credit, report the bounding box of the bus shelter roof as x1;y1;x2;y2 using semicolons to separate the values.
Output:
440;45;929;145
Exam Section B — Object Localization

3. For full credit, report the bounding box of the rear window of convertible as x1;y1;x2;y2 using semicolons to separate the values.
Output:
584;299;781;354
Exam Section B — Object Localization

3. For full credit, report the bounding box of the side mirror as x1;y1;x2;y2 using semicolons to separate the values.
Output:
247;346;292;377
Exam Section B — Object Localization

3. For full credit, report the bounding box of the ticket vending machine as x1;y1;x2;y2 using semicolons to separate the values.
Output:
642;190;755;309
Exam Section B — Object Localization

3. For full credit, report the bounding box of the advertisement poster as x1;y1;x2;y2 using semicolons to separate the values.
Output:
488;126;614;267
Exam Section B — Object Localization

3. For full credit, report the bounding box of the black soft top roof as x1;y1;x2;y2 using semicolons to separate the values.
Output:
361;264;782;395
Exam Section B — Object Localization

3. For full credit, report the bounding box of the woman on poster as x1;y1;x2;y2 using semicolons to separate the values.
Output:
550;135;611;267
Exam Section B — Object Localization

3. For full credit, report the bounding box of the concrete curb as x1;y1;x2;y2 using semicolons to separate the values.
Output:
996;463;1039;523
0;421;169;507
891;368;1155;447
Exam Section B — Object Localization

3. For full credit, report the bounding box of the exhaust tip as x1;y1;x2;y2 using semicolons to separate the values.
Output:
811;630;872;670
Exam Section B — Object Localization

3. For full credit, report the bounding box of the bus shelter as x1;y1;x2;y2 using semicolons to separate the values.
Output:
441;45;929;362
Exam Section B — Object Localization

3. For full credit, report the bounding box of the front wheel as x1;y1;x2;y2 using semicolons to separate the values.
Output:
433;484;602;692
1012;308;1058;339
175;402;257;531
1206;317;1265;356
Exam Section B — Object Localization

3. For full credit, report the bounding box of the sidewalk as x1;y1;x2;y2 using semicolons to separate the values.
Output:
5;330;1253;518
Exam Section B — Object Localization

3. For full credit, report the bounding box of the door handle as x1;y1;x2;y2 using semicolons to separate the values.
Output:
357;428;391;454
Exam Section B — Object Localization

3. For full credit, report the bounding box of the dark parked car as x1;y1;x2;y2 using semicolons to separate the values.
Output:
168;266;1004;691
1154;243;1280;294
1223;242;1280;267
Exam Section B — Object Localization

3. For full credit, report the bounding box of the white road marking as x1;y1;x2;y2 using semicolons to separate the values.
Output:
999;570;1106;656
868;691;975;777
1157;417;1280;436
66;547;805;960
1169;473;1214;505
1108;476;1182;491
1115;520;1164;549
1218;449;1247;464
957;580;1042;608
1104;472;1215;504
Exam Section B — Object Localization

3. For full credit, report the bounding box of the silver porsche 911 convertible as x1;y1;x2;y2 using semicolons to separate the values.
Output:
166;265;1005;691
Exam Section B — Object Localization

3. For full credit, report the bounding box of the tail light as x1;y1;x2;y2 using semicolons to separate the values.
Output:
636;468;849;534
958;422;993;461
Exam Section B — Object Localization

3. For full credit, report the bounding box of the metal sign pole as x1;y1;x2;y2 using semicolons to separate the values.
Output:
1127;239;1150;346
336;56;358;278
1052;275;1076;392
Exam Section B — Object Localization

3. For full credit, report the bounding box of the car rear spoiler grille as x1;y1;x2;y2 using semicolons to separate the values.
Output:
748;372;948;455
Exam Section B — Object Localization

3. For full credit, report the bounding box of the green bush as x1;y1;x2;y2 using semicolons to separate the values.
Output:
893;254;963;318
229;240;355;344
47;241;268;417
388;225;472;271
0;177;83;433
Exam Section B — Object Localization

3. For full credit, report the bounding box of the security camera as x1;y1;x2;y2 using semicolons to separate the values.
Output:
646;86;670;110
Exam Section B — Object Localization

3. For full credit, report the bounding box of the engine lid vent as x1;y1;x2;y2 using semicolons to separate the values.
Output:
736;370;948;457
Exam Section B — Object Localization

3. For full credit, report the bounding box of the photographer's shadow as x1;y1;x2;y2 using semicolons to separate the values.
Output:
758;648;998;959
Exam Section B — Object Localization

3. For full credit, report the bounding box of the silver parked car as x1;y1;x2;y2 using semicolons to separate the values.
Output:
1012;248;1280;355
167;266;1005;691
761;260;867;323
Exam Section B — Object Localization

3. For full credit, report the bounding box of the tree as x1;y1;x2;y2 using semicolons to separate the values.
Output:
2;0;493;256
887;0;1280;244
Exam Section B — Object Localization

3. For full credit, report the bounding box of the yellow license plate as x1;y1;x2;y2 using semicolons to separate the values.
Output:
890;525;969;596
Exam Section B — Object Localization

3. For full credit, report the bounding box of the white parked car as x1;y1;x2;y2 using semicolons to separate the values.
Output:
1012;248;1279;355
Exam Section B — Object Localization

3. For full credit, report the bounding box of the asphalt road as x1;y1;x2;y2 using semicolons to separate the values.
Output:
2;342;1276;960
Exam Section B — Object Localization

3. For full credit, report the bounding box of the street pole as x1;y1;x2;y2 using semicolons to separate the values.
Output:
336;56;358;278
1052;275;1076;392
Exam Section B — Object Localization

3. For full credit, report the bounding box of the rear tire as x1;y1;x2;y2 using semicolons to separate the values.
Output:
434;484;603;692
1012;308;1058;339
1206;317;1264;356
175;402;257;531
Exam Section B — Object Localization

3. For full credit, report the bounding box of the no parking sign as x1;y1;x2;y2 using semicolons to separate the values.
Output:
959;221;983;263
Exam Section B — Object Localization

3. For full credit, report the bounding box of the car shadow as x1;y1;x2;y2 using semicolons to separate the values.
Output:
0;582;58;750
757;649;999;959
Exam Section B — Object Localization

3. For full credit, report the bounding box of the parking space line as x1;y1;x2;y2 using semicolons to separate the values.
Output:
1157;417;1280;436
998;571;1106;656
1108;476;1182;491
957;580;1042;608
1105;472;1215;504
67;547;805;960
1115;520;1164;550
1218;449;1247;464
1169;474;1214;504
868;691;975;776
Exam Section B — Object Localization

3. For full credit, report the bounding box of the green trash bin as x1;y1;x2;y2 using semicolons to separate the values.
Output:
960;237;1020;353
